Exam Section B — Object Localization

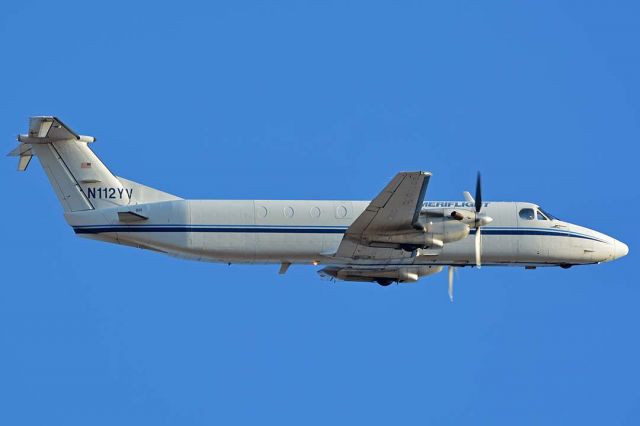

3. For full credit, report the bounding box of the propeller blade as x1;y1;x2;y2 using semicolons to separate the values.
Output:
475;172;482;213
448;266;454;302
475;227;482;268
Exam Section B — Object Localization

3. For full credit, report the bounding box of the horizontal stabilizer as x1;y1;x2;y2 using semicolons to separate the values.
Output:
18;116;95;144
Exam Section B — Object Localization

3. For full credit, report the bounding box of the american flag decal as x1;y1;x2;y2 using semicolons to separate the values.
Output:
81;162;92;169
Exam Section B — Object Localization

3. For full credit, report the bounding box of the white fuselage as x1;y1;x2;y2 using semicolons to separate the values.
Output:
66;199;625;268
12;117;628;284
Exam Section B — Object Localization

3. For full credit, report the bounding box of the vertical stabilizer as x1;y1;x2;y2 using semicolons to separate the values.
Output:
9;117;130;212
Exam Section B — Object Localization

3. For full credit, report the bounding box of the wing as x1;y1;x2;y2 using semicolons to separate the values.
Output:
335;171;431;260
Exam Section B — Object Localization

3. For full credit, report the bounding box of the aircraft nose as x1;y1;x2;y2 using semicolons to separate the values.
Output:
613;239;629;260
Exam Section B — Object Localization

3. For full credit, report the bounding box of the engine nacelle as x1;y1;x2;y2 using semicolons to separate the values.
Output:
427;218;470;243
422;207;492;227
320;265;444;285
366;218;470;250
365;232;445;248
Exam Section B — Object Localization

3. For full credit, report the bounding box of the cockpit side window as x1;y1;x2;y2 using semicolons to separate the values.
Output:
519;208;535;220
536;210;548;220
539;207;557;220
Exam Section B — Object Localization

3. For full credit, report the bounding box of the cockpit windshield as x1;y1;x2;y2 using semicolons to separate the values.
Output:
538;207;558;221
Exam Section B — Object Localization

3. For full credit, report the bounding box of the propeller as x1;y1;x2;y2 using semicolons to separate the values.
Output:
447;173;492;302
448;266;455;302
475;173;482;267
475;172;482;213
473;172;492;268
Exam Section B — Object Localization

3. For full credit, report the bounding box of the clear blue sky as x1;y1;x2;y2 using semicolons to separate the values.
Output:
1;1;638;424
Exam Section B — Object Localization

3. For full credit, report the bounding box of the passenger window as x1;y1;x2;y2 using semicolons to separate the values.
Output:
536;210;548;220
519;208;534;220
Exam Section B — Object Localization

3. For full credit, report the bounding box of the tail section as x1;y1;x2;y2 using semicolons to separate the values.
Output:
9;116;180;212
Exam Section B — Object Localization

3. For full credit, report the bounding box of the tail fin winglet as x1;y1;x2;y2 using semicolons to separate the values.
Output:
7;143;33;171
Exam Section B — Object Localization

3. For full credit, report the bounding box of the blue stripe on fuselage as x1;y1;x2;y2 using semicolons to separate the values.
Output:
469;228;607;243
74;225;347;234
72;224;608;243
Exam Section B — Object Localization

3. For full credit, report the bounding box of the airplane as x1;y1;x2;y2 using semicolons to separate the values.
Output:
9;116;629;301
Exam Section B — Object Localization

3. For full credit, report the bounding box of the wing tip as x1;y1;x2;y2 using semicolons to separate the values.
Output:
399;171;432;176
